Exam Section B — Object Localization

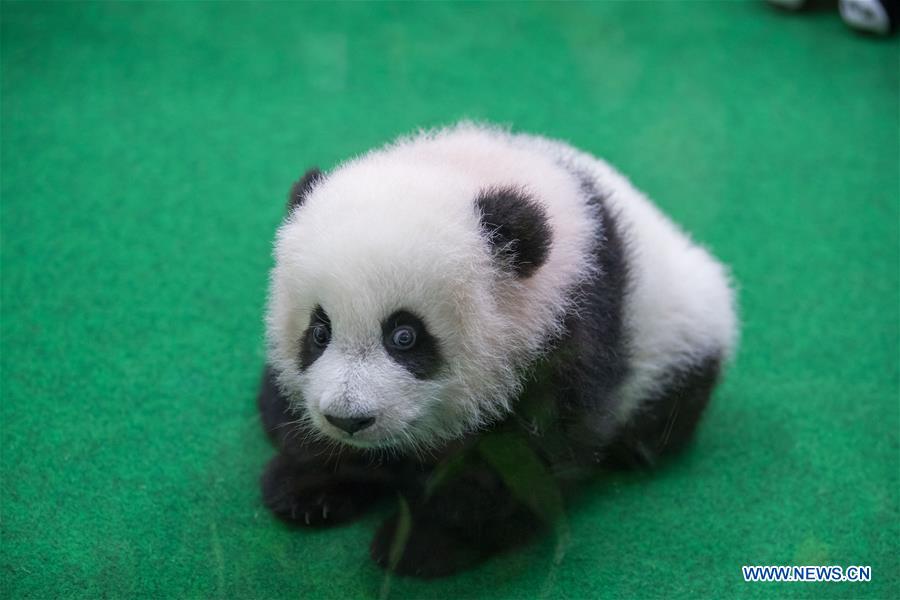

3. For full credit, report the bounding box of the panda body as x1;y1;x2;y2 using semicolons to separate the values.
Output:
259;123;737;575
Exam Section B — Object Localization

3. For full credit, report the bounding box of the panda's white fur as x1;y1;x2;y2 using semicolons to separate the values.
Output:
529;136;739;418
266;123;737;453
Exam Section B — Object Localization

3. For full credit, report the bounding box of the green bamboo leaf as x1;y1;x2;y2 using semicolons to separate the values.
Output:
478;431;570;564
378;494;413;600
423;445;474;499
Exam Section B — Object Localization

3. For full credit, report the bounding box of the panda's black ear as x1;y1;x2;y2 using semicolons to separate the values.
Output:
287;167;324;212
475;186;552;278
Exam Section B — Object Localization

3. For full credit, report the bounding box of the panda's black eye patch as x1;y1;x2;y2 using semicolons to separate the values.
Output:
381;310;441;379
299;305;331;370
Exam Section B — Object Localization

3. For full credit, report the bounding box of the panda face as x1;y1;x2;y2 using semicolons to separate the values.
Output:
267;162;501;451
268;210;491;452
296;302;447;449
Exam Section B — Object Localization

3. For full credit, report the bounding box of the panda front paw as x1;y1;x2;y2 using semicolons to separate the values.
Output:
370;513;484;578
261;454;378;527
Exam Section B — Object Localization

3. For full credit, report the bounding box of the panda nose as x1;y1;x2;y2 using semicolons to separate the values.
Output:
324;414;376;434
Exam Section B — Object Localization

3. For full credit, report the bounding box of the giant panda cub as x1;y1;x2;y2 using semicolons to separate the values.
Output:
259;123;738;577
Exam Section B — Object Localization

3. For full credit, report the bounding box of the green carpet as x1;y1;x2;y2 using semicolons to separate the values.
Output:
2;1;897;598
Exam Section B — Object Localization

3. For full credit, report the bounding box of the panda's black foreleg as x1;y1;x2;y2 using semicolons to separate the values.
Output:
261;452;392;527
370;467;541;578
257;365;395;527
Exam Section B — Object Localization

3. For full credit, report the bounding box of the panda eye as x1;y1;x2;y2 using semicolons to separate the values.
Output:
389;326;416;350
311;323;330;347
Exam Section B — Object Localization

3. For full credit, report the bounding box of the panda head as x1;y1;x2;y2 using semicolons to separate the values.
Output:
266;160;554;452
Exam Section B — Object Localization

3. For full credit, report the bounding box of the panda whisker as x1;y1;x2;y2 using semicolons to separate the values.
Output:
273;419;297;431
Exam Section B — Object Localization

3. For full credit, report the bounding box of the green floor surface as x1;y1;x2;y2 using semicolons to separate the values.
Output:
2;1;898;598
